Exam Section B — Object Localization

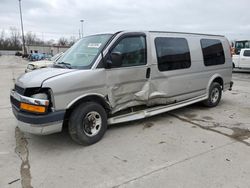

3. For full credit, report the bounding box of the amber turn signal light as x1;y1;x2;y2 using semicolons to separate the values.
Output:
20;103;46;113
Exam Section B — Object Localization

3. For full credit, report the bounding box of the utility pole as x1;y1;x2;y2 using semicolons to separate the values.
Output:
80;20;84;38
18;0;27;55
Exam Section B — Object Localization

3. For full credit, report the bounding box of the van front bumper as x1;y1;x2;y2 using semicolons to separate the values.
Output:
12;107;65;135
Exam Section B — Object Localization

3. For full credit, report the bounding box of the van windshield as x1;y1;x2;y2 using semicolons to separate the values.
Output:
54;34;112;69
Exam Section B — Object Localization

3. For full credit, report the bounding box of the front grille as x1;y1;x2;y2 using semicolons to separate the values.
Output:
10;96;20;109
15;84;25;95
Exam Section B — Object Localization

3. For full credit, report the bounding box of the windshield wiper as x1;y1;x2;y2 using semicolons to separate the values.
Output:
54;62;72;69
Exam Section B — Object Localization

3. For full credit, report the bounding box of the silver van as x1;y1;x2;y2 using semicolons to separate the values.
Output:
10;31;233;145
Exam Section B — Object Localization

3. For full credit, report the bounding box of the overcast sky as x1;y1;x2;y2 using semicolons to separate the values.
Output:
0;0;249;41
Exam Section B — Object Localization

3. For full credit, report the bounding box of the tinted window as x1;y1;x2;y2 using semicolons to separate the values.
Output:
243;50;250;57
201;39;225;66
155;37;191;71
111;36;146;67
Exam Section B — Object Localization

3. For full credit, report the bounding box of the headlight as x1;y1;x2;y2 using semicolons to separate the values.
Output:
30;93;48;100
20;92;49;113
27;64;35;70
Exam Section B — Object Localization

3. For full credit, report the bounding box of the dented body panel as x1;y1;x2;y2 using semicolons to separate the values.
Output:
105;65;150;113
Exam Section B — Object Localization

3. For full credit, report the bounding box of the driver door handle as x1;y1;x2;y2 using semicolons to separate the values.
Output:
146;67;151;79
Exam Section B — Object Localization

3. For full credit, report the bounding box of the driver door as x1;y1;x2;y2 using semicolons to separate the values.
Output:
105;33;150;113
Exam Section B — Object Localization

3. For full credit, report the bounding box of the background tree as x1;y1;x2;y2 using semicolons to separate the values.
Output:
25;32;38;45
0;28;21;50
0;30;5;50
57;37;68;46
0;27;76;50
9;27;21;48
68;36;77;46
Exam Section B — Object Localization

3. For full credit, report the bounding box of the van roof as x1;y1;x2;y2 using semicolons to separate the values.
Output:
149;31;224;37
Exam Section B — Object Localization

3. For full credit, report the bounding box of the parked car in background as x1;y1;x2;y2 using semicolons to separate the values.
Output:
233;48;250;69
28;53;52;61
11;31;233;145
25;52;63;72
15;51;22;56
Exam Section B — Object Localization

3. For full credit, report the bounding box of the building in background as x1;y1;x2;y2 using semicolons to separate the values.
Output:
26;44;70;55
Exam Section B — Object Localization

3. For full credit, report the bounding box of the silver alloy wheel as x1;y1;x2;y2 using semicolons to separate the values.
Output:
211;87;220;104
83;111;102;137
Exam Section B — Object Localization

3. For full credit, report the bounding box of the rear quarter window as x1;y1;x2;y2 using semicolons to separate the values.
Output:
200;39;225;66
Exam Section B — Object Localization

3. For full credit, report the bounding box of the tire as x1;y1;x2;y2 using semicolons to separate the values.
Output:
68;102;107;145
203;82;222;107
232;63;235;69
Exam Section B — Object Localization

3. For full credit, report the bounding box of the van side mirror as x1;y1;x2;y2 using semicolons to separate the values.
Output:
105;52;122;68
105;59;112;69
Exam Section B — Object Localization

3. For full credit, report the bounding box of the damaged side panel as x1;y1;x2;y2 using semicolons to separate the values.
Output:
106;66;150;114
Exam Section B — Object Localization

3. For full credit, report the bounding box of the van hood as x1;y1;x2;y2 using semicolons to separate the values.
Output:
16;68;76;88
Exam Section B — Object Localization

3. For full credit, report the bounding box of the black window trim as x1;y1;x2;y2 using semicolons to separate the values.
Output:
154;37;192;72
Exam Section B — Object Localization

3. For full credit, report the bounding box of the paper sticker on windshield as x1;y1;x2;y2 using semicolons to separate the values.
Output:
88;43;102;48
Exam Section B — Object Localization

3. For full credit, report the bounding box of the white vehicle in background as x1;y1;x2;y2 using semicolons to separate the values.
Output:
233;49;250;69
25;52;63;72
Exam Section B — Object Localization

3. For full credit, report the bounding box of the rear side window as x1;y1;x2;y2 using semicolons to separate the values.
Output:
155;37;191;71
243;50;250;57
201;39;225;66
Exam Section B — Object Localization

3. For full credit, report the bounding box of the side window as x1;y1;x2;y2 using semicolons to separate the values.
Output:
243;50;250;57
155;37;191;71
111;36;146;67
200;39;225;66
245;42;250;48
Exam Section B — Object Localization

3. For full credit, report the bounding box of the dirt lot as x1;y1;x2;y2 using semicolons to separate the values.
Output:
1;56;250;188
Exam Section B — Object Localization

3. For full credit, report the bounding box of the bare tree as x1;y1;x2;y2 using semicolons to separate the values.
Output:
0;30;5;49
9;27;21;48
68;36;77;46
0;28;22;50
25;31;38;45
0;27;78;50
57;37;68;46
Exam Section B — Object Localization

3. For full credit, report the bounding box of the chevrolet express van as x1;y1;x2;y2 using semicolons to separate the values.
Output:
10;31;233;145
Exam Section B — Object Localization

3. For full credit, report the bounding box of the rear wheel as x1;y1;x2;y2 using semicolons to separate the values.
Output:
203;82;222;107
68;102;107;145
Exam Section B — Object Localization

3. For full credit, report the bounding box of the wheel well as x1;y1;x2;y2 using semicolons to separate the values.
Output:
63;95;111;128
213;77;223;89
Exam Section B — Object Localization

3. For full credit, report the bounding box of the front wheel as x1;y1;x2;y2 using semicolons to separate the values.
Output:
68;102;107;145
203;82;222;107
